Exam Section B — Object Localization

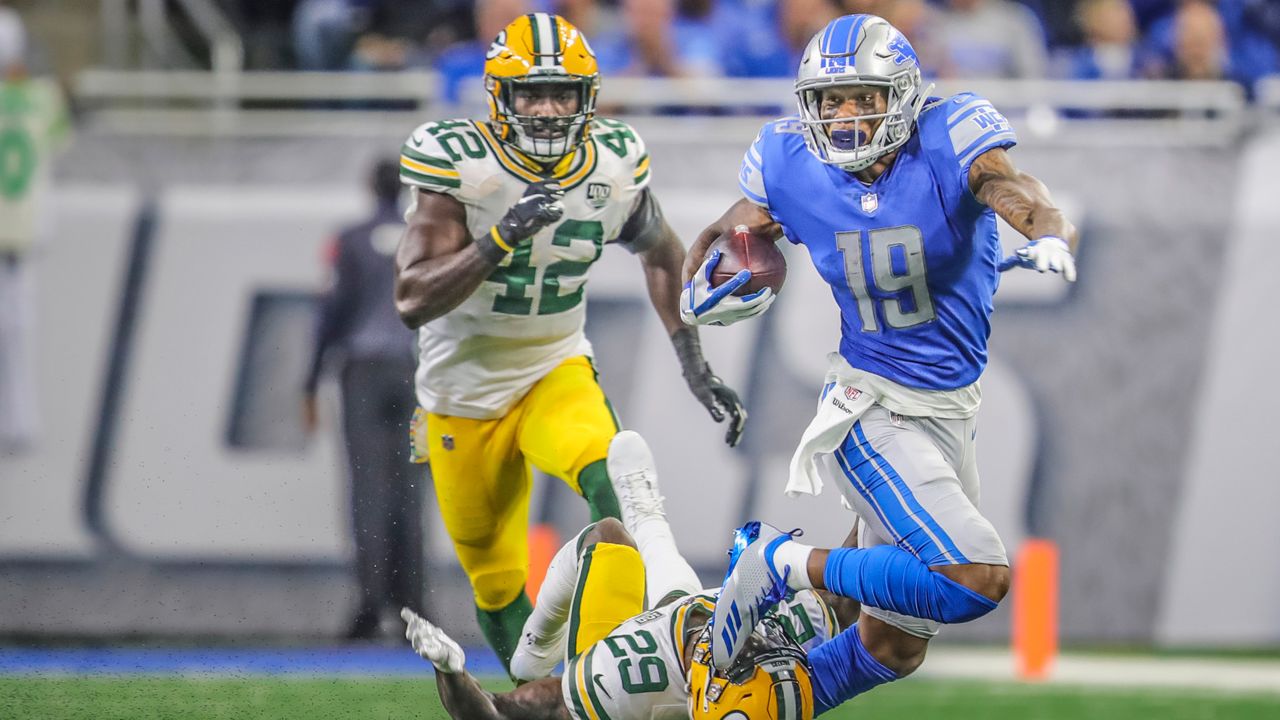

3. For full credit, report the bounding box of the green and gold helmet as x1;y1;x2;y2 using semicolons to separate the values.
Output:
484;13;600;161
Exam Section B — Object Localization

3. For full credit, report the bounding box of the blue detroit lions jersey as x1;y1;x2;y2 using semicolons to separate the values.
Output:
739;94;1016;390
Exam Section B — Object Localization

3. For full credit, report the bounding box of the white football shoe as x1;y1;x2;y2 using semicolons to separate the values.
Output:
606;430;666;533
710;521;798;667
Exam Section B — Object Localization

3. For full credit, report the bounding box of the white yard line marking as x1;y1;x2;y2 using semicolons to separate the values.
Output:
918;648;1280;695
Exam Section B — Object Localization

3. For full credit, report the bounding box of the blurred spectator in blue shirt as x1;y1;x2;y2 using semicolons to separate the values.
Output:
1140;0;1232;81
434;0;533;106
712;0;836;77
1244;0;1280;48
609;0;722;77
1055;0;1141;79
293;0;377;70
558;0;607;31
1130;0;1175;31
1141;0;1276;90
867;0;944;77
933;0;1049;78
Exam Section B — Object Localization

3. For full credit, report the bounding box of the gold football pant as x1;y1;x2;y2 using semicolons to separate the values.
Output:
567;537;647;656
424;355;621;612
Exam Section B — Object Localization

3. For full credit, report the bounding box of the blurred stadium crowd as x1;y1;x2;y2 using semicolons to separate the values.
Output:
218;0;1280;99
3;0;1280;658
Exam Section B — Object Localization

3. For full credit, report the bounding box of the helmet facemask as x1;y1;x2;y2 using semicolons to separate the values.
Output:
483;13;600;164
687;618;814;720
488;74;599;162
796;70;929;173
793;14;933;173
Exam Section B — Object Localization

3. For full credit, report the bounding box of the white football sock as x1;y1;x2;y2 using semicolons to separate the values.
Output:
632;515;702;603
771;540;816;591
509;530;581;681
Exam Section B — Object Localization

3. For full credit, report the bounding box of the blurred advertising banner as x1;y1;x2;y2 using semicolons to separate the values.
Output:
1;125;1276;645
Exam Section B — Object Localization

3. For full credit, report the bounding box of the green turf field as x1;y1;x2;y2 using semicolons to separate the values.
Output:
3;677;1279;720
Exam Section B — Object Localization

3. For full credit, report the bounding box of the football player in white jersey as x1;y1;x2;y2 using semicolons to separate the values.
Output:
393;13;744;674
401;432;856;719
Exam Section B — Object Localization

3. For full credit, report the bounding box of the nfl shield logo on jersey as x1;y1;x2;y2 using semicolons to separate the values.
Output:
845;386;861;400
586;182;612;209
861;193;878;213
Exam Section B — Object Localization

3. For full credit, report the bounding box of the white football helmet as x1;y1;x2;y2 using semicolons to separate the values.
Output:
795;14;932;172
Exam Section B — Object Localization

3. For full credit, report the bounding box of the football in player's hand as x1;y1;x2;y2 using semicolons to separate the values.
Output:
709;225;787;296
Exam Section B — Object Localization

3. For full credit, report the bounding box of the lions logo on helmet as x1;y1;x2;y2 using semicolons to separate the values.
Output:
688;619;815;720
484;13;600;162
794;14;933;172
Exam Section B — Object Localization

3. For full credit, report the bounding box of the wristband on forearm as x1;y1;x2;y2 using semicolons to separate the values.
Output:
671;326;710;379
473;225;516;264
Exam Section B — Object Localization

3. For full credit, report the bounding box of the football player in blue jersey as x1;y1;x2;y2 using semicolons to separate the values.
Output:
680;13;1078;710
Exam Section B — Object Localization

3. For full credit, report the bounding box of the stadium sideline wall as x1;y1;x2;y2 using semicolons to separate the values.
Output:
0;121;1273;647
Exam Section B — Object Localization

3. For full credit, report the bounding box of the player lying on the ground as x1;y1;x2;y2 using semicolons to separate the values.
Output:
401;431;859;719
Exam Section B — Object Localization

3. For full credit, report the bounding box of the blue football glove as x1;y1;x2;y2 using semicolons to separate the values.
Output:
998;235;1077;282
679;250;775;327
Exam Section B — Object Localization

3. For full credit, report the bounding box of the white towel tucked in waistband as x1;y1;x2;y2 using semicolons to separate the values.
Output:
783;353;982;498
785;362;876;498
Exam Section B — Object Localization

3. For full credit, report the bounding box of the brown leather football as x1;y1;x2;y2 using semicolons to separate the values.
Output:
708;225;787;296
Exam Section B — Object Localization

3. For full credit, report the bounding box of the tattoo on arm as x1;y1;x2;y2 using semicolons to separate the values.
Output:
969;149;1077;250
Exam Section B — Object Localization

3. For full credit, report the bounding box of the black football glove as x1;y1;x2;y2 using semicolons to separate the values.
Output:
672;327;748;447
687;370;747;447
496;180;565;246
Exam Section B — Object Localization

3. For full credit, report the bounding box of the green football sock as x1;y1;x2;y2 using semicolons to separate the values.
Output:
577;459;621;522
475;591;533;676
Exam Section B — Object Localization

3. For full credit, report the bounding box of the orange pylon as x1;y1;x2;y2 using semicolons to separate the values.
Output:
1012;538;1059;680
526;524;561;603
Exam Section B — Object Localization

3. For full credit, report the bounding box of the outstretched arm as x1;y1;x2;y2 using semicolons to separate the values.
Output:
969;148;1078;281
968;148;1077;250
435;673;570;720
629;190;690;339
403;608;571;720
626;191;748;446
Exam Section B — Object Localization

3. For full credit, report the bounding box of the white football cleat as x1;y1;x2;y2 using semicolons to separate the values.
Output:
710;521;797;667
606;431;666;532
401;607;465;674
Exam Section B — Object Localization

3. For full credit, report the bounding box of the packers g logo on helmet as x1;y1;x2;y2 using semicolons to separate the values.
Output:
484;13;600;161
688;621;815;720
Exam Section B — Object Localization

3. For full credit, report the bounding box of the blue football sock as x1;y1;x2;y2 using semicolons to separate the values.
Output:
809;623;899;715
823;546;998;624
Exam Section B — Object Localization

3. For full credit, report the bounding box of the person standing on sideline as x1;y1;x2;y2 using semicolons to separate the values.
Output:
0;7;69;453
303;158;425;640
